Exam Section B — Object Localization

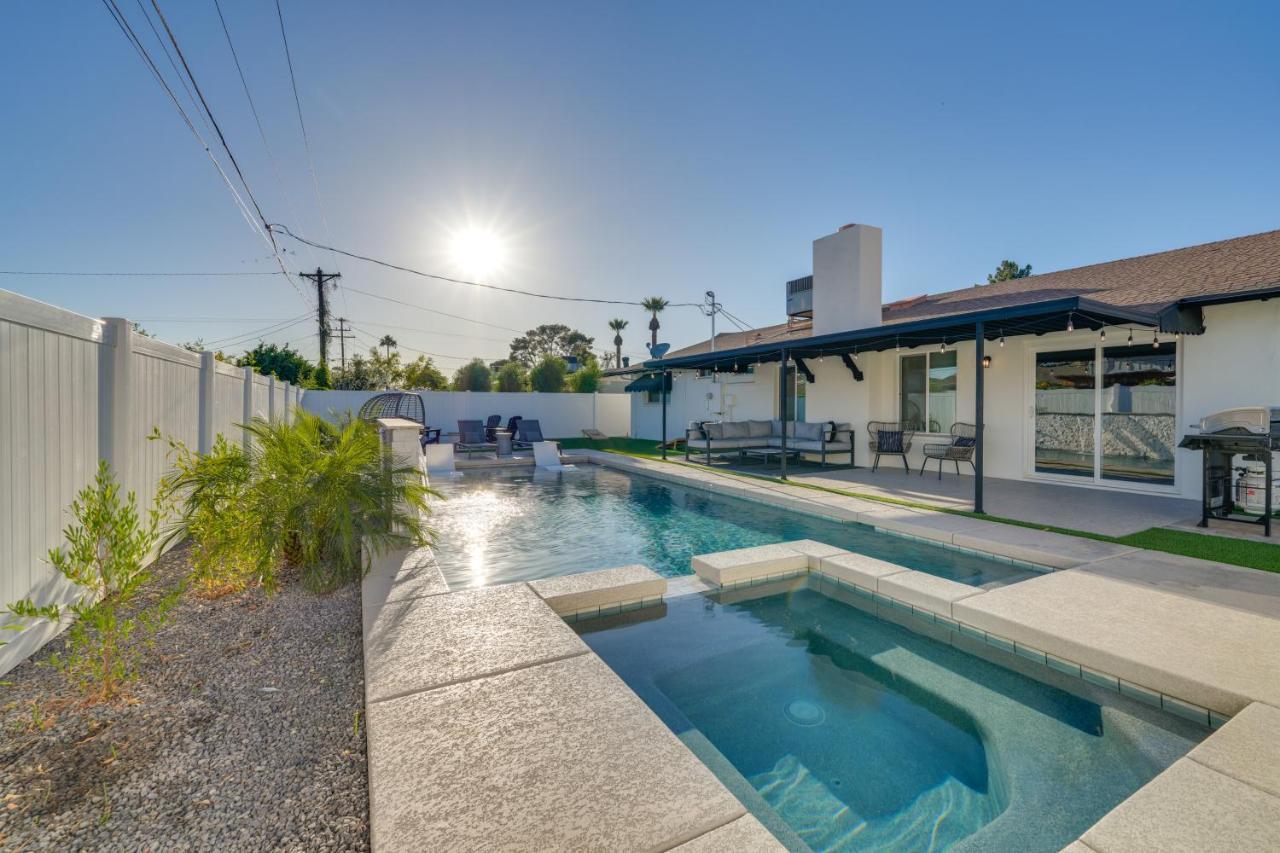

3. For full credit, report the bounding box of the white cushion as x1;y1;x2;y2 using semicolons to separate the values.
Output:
748;420;773;437
795;422;823;441
722;421;750;438
705;422;726;439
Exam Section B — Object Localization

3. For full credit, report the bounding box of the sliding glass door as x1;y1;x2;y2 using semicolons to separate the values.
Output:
1033;342;1177;486
1034;349;1096;477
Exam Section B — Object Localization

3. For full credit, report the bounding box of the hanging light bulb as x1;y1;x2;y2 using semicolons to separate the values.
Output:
895;337;901;353
818;353;825;363
1066;315;1074;333
1153;333;1160;349
940;340;947;352
1100;328;1106;342
1127;329;1133;346
999;331;1005;348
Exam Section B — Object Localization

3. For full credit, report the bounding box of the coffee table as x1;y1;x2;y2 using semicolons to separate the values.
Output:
740;446;801;467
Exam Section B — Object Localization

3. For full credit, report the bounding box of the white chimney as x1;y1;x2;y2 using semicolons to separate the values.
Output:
811;223;882;336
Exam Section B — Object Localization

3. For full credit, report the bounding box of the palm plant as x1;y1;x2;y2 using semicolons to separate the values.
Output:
379;335;398;357
640;297;669;350
608;318;628;367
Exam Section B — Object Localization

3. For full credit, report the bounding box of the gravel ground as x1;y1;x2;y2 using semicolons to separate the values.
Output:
0;546;369;851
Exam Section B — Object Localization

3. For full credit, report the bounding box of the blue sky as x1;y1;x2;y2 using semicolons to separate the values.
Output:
3;1;1277;368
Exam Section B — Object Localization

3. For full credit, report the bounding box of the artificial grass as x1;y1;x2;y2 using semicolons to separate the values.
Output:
557;438;1280;574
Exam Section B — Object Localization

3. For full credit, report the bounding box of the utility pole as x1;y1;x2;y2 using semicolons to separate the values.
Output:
333;317;355;371
298;268;341;369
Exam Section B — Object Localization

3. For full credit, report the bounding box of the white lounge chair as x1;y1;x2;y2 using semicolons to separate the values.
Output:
533;441;576;472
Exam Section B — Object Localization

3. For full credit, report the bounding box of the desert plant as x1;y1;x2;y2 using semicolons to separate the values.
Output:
529;355;567;392
156;434;256;596
4;461;170;701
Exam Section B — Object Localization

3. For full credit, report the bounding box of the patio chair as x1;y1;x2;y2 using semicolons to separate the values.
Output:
513;419;544;451
505;415;523;438
356;391;441;448
920;423;977;479
867;421;916;473
455;420;498;458
484;414;502;442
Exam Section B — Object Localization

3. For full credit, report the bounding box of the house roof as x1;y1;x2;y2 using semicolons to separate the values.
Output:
654;228;1280;364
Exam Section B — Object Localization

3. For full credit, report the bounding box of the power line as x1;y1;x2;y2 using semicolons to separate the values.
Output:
350;327;500;363
205;312;316;348
341;284;524;333
0;269;284;277
269;224;703;308
342;316;512;345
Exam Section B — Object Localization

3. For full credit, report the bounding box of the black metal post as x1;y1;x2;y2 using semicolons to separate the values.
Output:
778;350;789;480
660;371;669;460
974;321;985;513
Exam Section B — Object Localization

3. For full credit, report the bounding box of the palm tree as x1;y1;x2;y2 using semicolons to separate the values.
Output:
608;318;628;368
379;334;397;358
641;297;669;350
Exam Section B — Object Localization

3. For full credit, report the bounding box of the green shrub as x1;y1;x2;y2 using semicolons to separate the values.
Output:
162;411;436;592
529;355;567;392
5;461;171;701
451;359;492;391
570;361;602;393
494;361;529;392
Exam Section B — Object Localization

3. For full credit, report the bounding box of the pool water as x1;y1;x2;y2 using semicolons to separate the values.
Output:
579;586;1205;852
429;466;1041;589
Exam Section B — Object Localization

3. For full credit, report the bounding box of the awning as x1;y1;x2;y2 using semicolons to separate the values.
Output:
623;372;673;393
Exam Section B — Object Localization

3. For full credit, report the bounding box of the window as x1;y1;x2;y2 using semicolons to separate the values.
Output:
645;388;670;405
899;351;957;432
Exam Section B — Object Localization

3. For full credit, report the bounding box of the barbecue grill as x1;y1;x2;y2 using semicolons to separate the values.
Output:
1179;406;1279;537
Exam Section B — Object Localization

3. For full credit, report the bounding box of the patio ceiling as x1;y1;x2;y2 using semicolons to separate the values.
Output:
647;295;1169;372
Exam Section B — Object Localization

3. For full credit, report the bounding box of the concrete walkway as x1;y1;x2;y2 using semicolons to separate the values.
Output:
719;463;1202;537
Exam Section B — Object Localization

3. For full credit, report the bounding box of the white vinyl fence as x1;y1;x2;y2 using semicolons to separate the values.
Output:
302;389;632;439
0;289;302;676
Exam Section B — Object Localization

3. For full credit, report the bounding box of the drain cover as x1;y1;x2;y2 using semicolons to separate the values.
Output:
784;699;826;726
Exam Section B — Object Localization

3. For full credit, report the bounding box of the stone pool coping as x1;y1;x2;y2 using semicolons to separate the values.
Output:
360;453;1280;851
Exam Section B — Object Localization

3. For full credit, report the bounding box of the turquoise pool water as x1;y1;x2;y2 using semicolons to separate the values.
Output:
430;466;1041;589
579;586;1205;852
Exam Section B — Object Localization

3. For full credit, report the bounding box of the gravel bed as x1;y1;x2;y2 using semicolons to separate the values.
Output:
0;546;369;851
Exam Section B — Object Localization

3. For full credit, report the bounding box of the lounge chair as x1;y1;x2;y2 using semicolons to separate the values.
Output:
867;421;915;473
513;419;544;451
921;423;977;479
533;440;576;472
356;391;441;448
484;414;502;442
581;428;608;440
455;420;498;458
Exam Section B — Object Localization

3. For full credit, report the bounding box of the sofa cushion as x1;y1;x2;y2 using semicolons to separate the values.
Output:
771;419;783;436
705;422;725;440
789;439;825;451
722;421;750;439
795;422;823;441
748;420;773;437
687;438;746;450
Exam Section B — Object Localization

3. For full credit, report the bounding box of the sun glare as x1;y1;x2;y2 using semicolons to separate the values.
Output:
448;226;508;279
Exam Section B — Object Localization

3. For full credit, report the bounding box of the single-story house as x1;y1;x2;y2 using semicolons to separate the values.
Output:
613;223;1280;510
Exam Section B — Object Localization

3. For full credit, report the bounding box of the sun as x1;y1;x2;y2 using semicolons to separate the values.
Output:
448;226;508;279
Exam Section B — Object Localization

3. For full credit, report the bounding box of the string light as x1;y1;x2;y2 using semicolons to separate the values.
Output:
1127;329;1133;346
1066;314;1074;333
1153;333;1160;349
999;330;1005;348
1100;328;1106;342
940;340;947;352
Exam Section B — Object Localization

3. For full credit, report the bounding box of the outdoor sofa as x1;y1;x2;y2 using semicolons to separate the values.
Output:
684;419;854;466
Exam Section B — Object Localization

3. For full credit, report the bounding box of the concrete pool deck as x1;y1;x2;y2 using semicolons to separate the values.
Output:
360;450;1280;851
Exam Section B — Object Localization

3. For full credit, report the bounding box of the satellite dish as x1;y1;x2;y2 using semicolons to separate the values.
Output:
648;342;671;358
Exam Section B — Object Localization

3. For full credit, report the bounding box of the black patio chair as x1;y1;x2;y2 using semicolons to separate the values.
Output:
513;419;544;451
505;415;523;438
455;420;498;458
920;423;977;479
484;414;502;442
356;391;440;447
867;421;916;473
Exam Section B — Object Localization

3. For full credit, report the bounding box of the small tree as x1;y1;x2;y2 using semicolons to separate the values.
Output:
494;361;529;392
313;362;331;390
5;461;168;701
238;341;316;386
608;318;628;367
987;260;1032;283
402;355;448;390
451;358;492;391
529;355;567;392
641;297;669;349
570;360;602;393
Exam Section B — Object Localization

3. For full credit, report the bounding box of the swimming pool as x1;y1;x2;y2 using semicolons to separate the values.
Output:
429;466;1041;589
579;584;1205;852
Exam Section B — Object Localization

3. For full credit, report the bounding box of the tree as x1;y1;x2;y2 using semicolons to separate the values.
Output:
529;355;567;392
508;324;594;367
987;260;1032;284
368;347;402;389
451;358;492;391
379;334;398;358
641;297;669;349
238;342;316;386
570;360;602;393
401;355;448;390
179;339;229;361
608;318;628;368
332;354;374;390
313;362;331;390
494;361;529;392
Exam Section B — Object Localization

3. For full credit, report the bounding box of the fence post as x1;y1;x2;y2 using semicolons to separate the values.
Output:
98;317;135;485
199;352;216;455
267;375;277;423
242;366;255;451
